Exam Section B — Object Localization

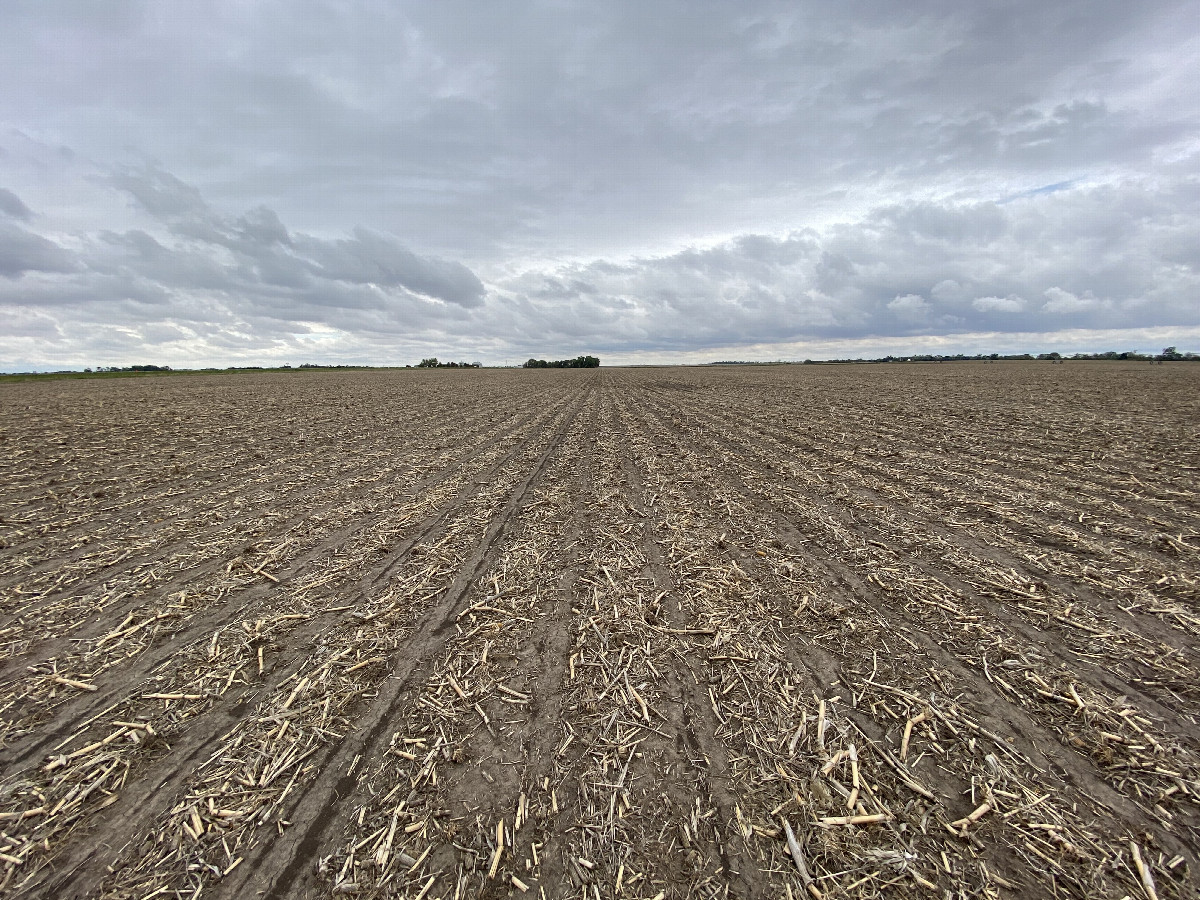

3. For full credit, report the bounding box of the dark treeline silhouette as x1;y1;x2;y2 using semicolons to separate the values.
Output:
523;356;600;368
92;364;173;372
770;347;1198;365
415;358;481;368
11;347;1194;380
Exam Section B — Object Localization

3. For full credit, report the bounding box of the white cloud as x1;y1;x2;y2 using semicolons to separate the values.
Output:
1043;286;1099;314
931;280;965;302
973;295;1025;312
888;293;931;318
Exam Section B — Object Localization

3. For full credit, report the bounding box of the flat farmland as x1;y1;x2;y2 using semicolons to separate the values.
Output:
0;363;1197;900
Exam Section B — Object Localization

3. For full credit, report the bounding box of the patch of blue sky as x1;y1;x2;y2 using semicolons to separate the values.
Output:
997;181;1077;205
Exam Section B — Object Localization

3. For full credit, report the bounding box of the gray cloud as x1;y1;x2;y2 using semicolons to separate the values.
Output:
0;1;1197;367
0;187;32;220
84;164;486;311
237;206;291;247
0;222;77;278
489;179;1200;353
295;228;484;307
107;166;210;219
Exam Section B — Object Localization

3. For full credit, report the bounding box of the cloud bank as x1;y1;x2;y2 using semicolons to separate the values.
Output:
0;1;1197;367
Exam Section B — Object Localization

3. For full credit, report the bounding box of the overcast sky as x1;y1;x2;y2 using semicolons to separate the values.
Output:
1;0;1198;368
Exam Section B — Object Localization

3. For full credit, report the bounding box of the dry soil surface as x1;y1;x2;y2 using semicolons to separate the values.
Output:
0;363;1198;899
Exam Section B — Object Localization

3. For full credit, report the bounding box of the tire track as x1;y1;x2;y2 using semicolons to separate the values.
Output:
287;385;600;900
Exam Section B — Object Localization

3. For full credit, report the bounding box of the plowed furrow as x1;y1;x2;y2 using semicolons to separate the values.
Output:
620;375;1193;898
0;387;584;752
642;387;1200;730
0;363;1195;900
89;383;589;900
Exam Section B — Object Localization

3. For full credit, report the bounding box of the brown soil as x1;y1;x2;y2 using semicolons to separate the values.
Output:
0;362;1197;899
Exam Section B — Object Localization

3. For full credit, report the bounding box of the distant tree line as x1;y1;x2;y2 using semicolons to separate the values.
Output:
91;364;173;372
1037;347;1196;361
415;358;481;368
86;363;375;373
790;347;1197;365
523;356;600;368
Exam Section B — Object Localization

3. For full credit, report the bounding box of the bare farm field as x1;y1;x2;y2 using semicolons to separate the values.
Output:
0;363;1198;900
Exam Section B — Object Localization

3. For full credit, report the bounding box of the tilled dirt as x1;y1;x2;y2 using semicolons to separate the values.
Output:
0;363;1197;899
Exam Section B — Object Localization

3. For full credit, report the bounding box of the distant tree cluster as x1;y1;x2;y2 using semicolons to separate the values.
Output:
93;364;172;372
416;358;481;368
1038;347;1196;361
522;356;600;368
